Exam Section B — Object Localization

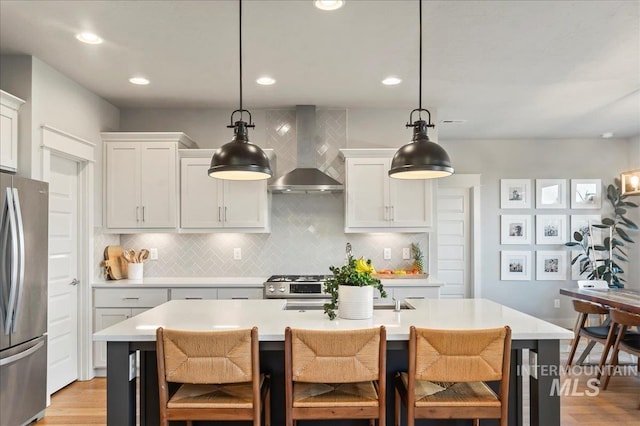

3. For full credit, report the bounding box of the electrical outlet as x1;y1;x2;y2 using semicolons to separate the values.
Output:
149;248;158;260
554;299;560;309
402;247;411;260
233;248;242;260
383;248;391;260
128;353;136;381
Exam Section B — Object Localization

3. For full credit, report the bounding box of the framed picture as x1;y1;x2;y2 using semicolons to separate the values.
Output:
570;215;603;245
536;250;567;280
535;215;567;245
501;215;532;245
620;169;640;196
570;250;602;280
501;251;532;280
571;179;602;209
536;179;567;209
501;179;532;209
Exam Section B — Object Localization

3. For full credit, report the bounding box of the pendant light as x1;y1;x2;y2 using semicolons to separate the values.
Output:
209;0;272;181
388;0;453;179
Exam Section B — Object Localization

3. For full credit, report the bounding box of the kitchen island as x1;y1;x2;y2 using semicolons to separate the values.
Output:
94;298;572;426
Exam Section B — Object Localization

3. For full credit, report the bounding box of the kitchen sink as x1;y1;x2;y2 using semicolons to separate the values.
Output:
284;302;415;311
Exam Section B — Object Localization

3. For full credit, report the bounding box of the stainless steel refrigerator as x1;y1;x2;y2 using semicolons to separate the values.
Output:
0;172;48;426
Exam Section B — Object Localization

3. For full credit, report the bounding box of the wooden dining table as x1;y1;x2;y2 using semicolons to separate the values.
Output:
559;287;640;314
560;287;640;364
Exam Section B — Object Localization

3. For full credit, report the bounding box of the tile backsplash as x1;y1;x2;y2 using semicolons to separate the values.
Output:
97;107;429;279
120;194;429;277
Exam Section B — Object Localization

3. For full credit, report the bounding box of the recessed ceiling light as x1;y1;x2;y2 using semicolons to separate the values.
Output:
601;132;614;139
129;77;150;86
256;76;276;85
382;77;402;86
314;0;345;11
75;32;103;45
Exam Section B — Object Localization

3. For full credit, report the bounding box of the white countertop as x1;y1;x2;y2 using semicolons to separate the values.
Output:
91;276;444;288
92;277;268;288
94;298;572;342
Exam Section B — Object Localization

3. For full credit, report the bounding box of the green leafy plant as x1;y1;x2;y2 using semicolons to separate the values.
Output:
566;179;638;287
323;255;386;320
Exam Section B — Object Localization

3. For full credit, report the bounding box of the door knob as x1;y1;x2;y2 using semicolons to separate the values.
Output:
70;278;79;286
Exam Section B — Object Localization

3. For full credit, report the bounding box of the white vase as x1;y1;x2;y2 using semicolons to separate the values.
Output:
338;285;373;319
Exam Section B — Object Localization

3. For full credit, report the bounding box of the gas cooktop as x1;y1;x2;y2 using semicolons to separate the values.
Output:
266;275;329;283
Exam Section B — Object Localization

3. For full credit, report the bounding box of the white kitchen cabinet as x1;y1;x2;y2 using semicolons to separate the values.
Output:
341;149;434;232
180;152;270;231
0;90;25;172
93;287;168;371
102;132;197;230
217;287;263;299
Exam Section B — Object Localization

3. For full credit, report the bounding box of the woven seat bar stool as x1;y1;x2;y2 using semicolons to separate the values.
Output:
284;326;387;426
599;308;640;409
566;300;611;367
394;326;512;426
156;327;270;426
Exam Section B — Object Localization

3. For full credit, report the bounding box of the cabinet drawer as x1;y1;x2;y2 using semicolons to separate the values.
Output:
171;288;218;300
94;288;168;308
393;287;440;301
218;288;263;300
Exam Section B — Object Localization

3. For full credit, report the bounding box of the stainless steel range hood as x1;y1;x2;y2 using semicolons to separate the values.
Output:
269;105;343;194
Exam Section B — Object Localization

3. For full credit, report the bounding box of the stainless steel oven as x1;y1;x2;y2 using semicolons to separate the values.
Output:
264;275;330;310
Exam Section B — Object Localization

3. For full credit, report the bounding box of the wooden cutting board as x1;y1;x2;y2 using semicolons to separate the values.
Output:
102;245;128;280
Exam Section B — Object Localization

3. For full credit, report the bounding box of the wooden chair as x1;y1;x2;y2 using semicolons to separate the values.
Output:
394;326;512;426
599;309;640;409
566;300;611;366
284;326;386;426
156;327;270;426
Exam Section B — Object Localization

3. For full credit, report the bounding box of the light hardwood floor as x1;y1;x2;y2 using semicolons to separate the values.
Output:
37;372;638;425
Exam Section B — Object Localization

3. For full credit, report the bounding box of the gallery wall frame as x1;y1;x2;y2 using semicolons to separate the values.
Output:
501;215;532;245
536;250;567;280
535;215;567;245
501;250;532;280
570;214;603;245
501;179;532;209
571;179;602;209
536;179;567;209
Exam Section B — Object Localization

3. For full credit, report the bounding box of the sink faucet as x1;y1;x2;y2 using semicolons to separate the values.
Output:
393;298;401;312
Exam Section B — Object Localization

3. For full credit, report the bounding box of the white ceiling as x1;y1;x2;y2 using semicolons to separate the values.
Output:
1;0;638;140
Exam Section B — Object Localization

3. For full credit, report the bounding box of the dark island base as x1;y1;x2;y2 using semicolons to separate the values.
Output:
110;340;559;426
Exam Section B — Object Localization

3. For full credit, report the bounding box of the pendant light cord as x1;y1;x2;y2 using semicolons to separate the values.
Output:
418;0;422;116
239;0;243;121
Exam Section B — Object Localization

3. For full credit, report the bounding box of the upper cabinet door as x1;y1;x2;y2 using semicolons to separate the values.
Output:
180;157;223;229
222;180;267;228
105;143;140;228
345;157;390;228
139;142;177;228
389;178;433;227
0;91;24;173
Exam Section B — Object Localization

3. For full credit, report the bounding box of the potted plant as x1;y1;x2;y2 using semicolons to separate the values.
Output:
323;255;387;320
566;179;638;287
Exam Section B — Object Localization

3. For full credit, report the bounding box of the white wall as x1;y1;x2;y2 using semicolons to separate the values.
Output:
625;135;640;290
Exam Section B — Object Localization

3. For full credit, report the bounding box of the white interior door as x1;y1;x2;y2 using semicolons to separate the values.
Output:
437;187;471;298
47;154;79;394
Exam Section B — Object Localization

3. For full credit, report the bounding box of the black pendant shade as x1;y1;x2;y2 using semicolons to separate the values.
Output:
389;0;453;180
209;120;272;180
209;0;272;181
389;119;453;179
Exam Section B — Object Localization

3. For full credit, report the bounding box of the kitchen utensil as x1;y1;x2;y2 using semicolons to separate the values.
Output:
138;249;149;262
123;249;137;263
101;245;128;280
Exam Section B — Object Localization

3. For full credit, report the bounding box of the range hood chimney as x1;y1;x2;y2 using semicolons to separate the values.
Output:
269;105;343;194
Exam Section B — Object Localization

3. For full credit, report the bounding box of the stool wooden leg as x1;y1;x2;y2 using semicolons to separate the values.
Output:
597;322;617;380
473;419;480;426
395;387;401;426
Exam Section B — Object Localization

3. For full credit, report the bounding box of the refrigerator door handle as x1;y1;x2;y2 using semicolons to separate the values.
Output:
0;338;45;367
0;189;11;331
2;188;19;335
10;188;26;333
